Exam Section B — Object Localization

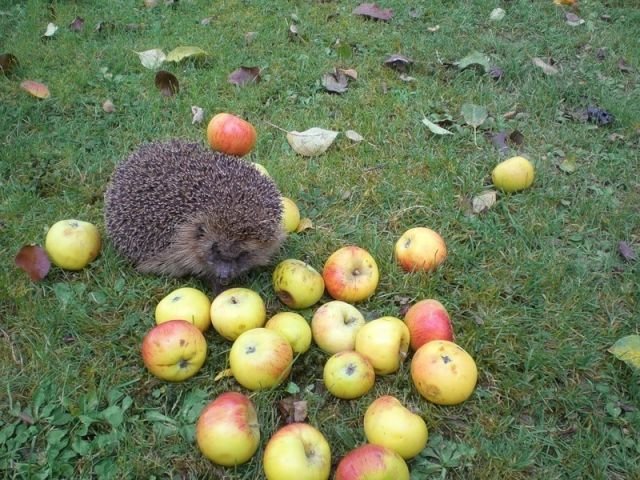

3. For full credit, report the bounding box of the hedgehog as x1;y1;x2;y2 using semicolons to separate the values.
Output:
104;139;285;292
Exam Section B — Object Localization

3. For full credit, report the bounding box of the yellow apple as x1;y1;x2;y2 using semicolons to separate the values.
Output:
155;287;211;332
492;155;535;192
335;444;409;480
282;197;301;233
229;328;293;390
411;340;478;405
394;227;447;273
252;161;270;177
355;317;410;375
363;395;428;459
272;259;325;309
210;287;266;341
44;219;101;270
265;311;312;354
311;301;365;354
141;320;207;381
196;392;260;466
322;246;379;303
323;350;375;400
263;423;331;480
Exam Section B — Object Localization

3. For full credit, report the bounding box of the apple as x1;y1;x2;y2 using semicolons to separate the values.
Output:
265;311;312;354
323;350;375;400
354;317;410;375
281;197;301;233
210;287;266;341
394;227;447;273
272;259;325;309
334;444;409;480
311;301;365;354
403;299;454;350
322;246;379;303
492;155;535;192
363;395;428;459
252;161;270;177
411;340;478;405
263;423;331;480
196;392;260;466
206;112;256;157
155;287;211;332
229;328;293;390
141;320;207;382
44;219;101;270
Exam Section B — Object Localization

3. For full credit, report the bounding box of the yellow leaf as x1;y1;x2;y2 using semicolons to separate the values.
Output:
214;368;233;381
554;0;576;5
166;46;208;63
296;218;313;233
608;335;640;370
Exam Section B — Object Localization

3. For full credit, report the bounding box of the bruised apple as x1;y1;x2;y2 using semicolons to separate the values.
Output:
272;259;325;309
206;113;257;156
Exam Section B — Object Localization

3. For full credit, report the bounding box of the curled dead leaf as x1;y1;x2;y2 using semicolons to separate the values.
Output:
278;397;308;424
191;106;204;124
20;80;50;99
383;54;413;72
472;191;497;214
322;68;351;93
353;3;393;21
228;66;261;86
532;57;559;75
15;245;51;281
135;49;166;69
154;70;179;96
287;127;339;156
296;218;313;233
0;53;18;75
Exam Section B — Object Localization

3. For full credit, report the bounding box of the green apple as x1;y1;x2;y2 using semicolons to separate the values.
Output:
265;311;312;354
363;395;428;459
282;197;301;233
492;155;535;192
229;328;293;390
141;320;207;382
263;423;331;480
272;259;325;309
323;350;375;400
210;287;266;341
311;301;365;354
196;392;260;466
355;317;410;375
44;219;101;270
155;287;211;332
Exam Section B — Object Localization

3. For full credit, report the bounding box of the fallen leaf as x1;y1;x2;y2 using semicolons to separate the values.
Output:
609;335;640;370
135;49;166;69
427;25;440;33
461;104;488;129
214;368;233;381
200;16;216;25
558;156;577;173
287;127;339;156
491;132;509;155
532;57;559;75
554;0;577;5
352;3;393;21
0;53;18;75
228;66;260;86
166;46;207;63
399;73;416;82
296;218;313;233
509;130;524;146
43;23;58;38
154;70;179;96
191;106;204;124
488;65;504;80
345;130;364;142
102;99;115;113
617;58;632;73
69;16;85;32
618;241;637;262
586;106;615;125
20;80;50;99
383;54;413;72
339;68;358;80
278;397;308;424
608;133;624;142
472;191;497;214
490;8;505;21
421;117;453;135
15;245;50;281
244;31;258;44
565;12;585;26
454;51;491;72
322;69;350;93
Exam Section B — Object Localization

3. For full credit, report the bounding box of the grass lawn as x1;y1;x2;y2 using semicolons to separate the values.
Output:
1;0;639;478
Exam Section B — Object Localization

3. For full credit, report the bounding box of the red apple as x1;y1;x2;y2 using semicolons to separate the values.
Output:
403;299;454;350
196;392;260;467
206;113;257;156
322;246;379;303
335;444;409;480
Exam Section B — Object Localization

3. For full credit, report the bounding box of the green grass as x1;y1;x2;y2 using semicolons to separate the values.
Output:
1;0;639;478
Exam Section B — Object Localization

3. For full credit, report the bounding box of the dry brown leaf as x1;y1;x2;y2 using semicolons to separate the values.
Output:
20;80;50;99
228;66;261;86
278;397;308;424
15;245;51;281
214;368;233;381
472;191;497;214
191;106;204;124
0;53;18;75
353;3;393;21
154;70;179;96
322;69;350;93
532;57;559;75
